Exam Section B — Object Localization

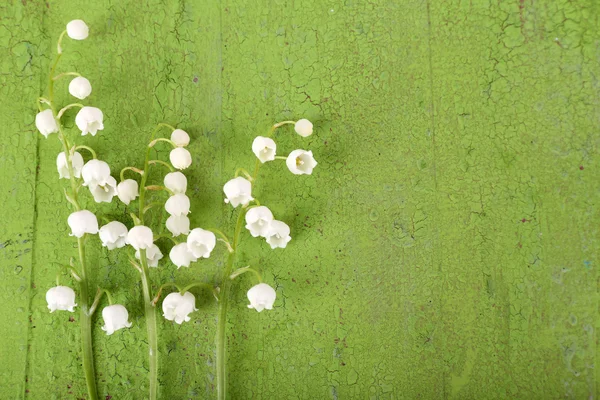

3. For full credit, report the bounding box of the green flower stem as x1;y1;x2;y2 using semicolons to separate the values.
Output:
74;145;97;159
57;103;84;120
119;166;144;182
52;71;82;80
148;137;177;148
148;159;175;172
229;266;262;282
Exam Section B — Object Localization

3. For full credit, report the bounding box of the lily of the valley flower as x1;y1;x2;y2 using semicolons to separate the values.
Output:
135;244;163;267
66;19;89;40
165;194;190;216
245;206;274;237
286;149;317;175
126;225;153;250
46;286;77;312
264;220;291;249
81;159;117;203
117;179;139;205
75;106;104;136
166;215;190;237
223;177;253;208
56;151;84;179
68;77;92;100
101;305;132;335
169;147;192;170
187;228;216;259
294;119;313;137
162;292;198;324
169;243;198;268
99;221;128;250
252;136;277;163
247;283;276;312
68;210;98;238
35;109;58;138
171;129;190;147
164;171;187;194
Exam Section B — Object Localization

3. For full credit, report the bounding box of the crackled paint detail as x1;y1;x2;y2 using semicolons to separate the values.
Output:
0;0;598;399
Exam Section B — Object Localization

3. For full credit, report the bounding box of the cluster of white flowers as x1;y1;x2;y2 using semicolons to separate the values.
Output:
245;206;291;249
169;129;192;170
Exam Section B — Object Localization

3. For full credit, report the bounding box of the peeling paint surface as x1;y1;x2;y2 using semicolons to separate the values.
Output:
0;0;599;398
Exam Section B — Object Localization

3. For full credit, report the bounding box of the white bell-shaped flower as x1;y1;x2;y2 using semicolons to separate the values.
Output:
116;179;139;205
68;210;98;238
169;147;192;170
169;243;198;268
286;150;317;175
81;159;117;203
99;221;128;250
187;228;216;258
165;194;190;216
252;136;276;163
166;215;190;237
68;77;92;100
264;220;291;249
101;304;132;335
223;177;253;208
162;292;198;324
294;119;313;137
75;106;104;136
245;206;274;237
247;283;276;312
135;244;163;267
126;225;153;250
66;19;89;40
56;151;84;179
46;286;77;312
164;171;187;194
35;109;58;138
171;129;190;147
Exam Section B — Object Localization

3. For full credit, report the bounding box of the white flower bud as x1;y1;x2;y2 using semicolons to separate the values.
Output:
247;283;276;312
135;244;163;267
68;77;92;100
116;179;139;205
294;119;313;137
264;220;291;249
75;106;104;136
171;129;190;147
35;109;58;138
56;151;84;179
46;286;77;312
252;136;276;163
166;215;190;237
162;292;198;324
223;177;253;208
286;149;318;175
99;221;128;250
126;225;153;250
164;171;187;194
68;210;98;238
245;206;274;237
81;159;117;203
169;147;192;170
66;19;89;40
187;228;216;259
165;194;190;216
169;243;197;268
101;304;132;335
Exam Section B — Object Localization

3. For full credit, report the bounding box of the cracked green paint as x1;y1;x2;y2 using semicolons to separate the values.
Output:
0;0;598;398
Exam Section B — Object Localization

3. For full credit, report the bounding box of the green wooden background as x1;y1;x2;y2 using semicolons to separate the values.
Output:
1;0;598;398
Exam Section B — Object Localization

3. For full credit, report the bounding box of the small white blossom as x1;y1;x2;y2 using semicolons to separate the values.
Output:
165;194;190;216
46;286;77;313
164;171;187;194
101;304;132;335
116;179;139;205
99;221;128;250
135;244;163;267
187;228;216;259
162;292;198;324
75;106;104;136
66;19;89;40
81;159;117;203
245;206;274;237
171;129;190;147
68;77;92;100
68;210;98;238
223;177;253;208
126;225;153;250
252;136;276;163
169;243;198;268
286;150;318;175
247;283;276;312
35;109;58;138
56;151;84;179
169;147;192;170
294;119;313;137
166;215;190;237
264;220;291;249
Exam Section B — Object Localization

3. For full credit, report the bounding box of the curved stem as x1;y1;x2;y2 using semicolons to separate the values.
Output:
148;137;177;148
120;166;144;182
229;266;262;282
57;103;84;119
53;71;82;80
74;145;97;159
148;159;175;172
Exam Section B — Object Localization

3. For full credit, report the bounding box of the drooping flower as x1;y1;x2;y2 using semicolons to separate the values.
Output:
166;215;190;237
81;159;117;203
165;194;190;216
169;147;192;170
169;243;198;268
35;109;58;138
294;119;313;137
75;106;104;136
171;129;190;147
126;225;153;250
286;150;317;175
223;177;253;208
251;136;276;163
116;179;139;205
46;286;77;312
101;304;132;335
66;19;89;40
164;171;187;194
68;77;92;100
67;210;98;238
264;220;291;249
56;151;84;179
99;221;128;250
247;283;276;312
135;244;163;267
245;206;274;237
187;228;216;259
162;292;198;324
